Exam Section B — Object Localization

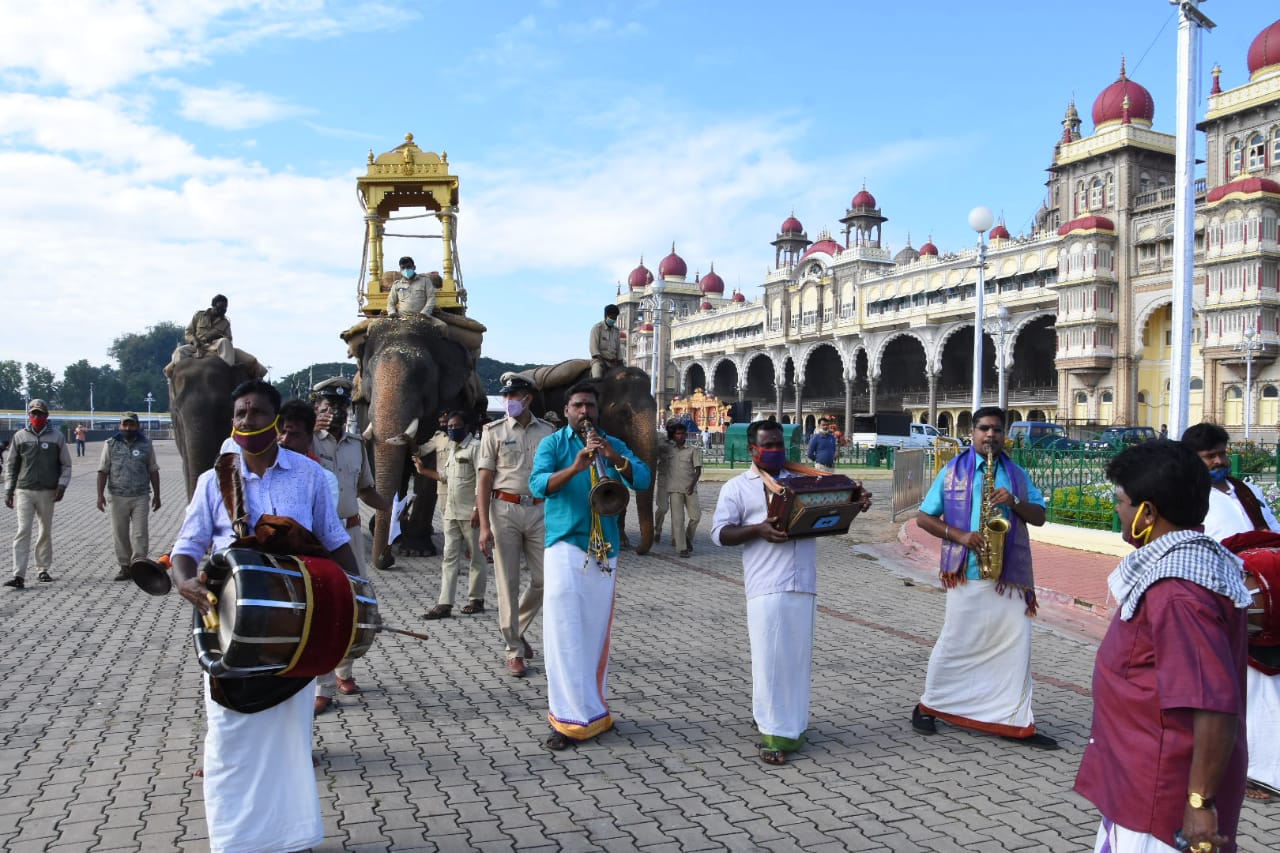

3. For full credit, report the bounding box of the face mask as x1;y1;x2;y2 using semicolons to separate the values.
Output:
448;427;468;442
121;428;139;441
1209;466;1230;484
232;416;280;455
606;318;616;328
29;414;48;431
1122;500;1155;549
505;398;526;418
402;268;416;279
753;448;787;472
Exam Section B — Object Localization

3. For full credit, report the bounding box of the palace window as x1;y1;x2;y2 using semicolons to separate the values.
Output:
1190;377;1204;390
1139;172;1151;193
1265;385;1279;399
1075;391;1088;404
1248;133;1266;172
1101;390;1114;403
1136;391;1147;404
1077;181;1088;214
1228;138;1243;178
1273;128;1280;168
1089;177;1104;210
1104;173;1115;207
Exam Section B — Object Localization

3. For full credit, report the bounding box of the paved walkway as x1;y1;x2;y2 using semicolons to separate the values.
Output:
1;444;1276;851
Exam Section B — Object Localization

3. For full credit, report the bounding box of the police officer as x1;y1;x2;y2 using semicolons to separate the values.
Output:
477;375;555;676
386;256;445;326
96;412;161;581
589;304;624;379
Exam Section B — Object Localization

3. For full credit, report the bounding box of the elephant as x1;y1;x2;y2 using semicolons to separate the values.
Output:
520;360;659;556
169;356;257;497
344;314;483;570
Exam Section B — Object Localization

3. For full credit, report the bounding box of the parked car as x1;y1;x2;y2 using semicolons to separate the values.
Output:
1007;421;1082;450
1084;426;1158;450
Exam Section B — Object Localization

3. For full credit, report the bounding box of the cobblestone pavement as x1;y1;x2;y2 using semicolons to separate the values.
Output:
1;443;1277;852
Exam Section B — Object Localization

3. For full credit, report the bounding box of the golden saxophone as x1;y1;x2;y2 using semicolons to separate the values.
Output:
977;447;1010;580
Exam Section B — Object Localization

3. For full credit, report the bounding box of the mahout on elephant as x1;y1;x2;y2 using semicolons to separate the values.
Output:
169;357;258;498
342;313;484;570
506;359;658;555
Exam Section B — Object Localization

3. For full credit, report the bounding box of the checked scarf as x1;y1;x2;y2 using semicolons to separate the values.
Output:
1108;529;1253;621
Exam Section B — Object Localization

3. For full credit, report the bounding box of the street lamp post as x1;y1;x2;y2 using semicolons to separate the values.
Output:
991;306;1011;412
90;382;95;424
144;392;155;418
968;206;995;414
1238;326;1261;440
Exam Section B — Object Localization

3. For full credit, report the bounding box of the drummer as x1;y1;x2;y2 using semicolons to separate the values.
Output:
170;379;356;853
1182;422;1280;802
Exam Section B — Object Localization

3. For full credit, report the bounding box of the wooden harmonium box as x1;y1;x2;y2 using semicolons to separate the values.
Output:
767;474;865;538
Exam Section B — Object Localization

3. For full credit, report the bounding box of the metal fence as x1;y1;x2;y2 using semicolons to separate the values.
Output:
890;449;928;520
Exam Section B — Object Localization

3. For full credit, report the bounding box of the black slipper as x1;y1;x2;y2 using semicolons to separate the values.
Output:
911;704;937;735
545;732;577;751
759;747;786;765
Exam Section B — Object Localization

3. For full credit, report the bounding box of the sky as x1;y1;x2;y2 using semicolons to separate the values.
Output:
0;1;1272;388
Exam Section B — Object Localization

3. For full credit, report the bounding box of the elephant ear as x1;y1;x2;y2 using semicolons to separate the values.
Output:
425;335;475;407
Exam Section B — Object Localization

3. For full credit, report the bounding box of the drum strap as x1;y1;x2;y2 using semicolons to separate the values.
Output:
1227;477;1269;532
214;454;330;557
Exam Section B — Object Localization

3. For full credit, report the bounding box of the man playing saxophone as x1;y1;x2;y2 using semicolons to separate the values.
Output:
911;406;1059;749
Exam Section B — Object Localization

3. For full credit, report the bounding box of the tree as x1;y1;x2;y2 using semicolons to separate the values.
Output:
61;360;127;411
477;357;540;393
109;322;184;411
0;360;22;409
274;362;355;401
24;363;57;405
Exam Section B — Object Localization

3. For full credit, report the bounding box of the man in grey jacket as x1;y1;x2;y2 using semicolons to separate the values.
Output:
5;399;72;589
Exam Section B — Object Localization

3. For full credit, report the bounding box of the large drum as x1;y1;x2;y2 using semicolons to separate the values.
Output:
194;547;379;679
1221;531;1280;675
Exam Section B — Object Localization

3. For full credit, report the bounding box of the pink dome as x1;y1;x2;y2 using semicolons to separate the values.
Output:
627;260;653;290
638;322;654;332
989;223;1011;240
700;264;725;294
1206;176;1280;204
919;240;938;256
851;187;876;209
1057;215;1116;236
1249;19;1280;78
658;244;687;278
800;238;842;261
700;300;714;311
731;290;746;303
1092;59;1154;128
780;215;804;234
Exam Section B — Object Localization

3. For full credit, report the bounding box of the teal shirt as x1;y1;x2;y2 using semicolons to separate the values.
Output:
530;426;652;555
920;455;1045;579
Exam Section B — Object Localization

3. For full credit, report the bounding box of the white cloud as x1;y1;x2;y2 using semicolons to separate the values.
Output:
175;82;307;129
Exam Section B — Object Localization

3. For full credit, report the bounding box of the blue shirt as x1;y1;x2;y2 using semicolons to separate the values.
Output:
530;426;651;554
807;431;837;466
920;455;1045;579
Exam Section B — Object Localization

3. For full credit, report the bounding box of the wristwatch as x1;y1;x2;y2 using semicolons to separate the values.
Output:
1187;791;1215;810
1011;494;1022;506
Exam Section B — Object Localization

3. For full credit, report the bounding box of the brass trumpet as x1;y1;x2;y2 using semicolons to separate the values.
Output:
580;418;629;516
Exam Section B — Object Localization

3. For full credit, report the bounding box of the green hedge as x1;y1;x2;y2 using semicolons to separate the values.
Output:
1048;483;1116;530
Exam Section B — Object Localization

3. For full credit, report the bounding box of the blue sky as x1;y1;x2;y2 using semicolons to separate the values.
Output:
0;1;1270;385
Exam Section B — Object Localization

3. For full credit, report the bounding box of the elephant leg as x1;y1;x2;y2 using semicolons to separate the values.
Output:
398;471;439;557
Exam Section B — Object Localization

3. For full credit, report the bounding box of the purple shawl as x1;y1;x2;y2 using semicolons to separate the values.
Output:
939;447;1037;615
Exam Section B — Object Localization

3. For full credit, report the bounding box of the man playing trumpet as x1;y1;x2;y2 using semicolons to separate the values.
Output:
529;381;650;751
913;406;1058;749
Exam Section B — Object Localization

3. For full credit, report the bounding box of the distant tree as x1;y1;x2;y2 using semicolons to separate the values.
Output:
24;363;58;405
274;362;356;401
477;357;541;393
61;360;127;411
0;360;22;409
109;322;184;411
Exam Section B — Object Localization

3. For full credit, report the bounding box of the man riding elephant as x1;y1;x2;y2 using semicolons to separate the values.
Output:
165;294;266;380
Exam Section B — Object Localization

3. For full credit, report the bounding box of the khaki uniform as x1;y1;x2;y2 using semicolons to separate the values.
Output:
436;434;486;606
97;435;159;570
6;425;72;579
663;444;703;552
386;275;437;316
589;320;623;378
168;308;263;376
477;415;555;659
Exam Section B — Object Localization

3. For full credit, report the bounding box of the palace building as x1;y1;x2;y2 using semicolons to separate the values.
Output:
616;16;1280;440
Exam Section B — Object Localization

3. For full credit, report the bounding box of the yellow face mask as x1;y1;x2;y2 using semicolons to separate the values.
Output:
231;416;280;455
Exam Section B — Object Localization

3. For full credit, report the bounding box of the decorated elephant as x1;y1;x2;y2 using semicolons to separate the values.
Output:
343;314;483;570
169;357;257;497
516;359;659;555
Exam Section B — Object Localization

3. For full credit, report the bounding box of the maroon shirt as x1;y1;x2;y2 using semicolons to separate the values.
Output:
1075;578;1249;850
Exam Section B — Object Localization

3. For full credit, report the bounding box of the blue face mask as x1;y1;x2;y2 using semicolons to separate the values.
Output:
1209;466;1230;484
754;448;787;471
402;268;416;279
606;318;616;328
448;427;468;442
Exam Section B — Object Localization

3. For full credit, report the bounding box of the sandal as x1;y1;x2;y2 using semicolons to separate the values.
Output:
759;747;786;766
422;604;452;620
37;572;53;583
1246;782;1274;802
545;732;577;751
461;599;485;615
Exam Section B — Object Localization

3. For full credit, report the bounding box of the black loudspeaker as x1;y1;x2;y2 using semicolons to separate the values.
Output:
729;401;754;423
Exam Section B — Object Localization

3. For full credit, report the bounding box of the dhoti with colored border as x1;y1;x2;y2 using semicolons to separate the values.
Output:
747;590;815;752
544;540;616;741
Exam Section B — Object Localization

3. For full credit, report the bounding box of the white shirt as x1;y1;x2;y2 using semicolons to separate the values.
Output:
1202;480;1280;540
711;466;817;600
172;448;349;562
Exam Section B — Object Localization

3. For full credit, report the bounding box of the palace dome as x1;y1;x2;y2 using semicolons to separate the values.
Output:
851;187;877;209
1092;59;1154;129
700;265;725;294
1248;19;1280;79
638;322;654;333
658;245;687;278
989;223;1011;240
1057;215;1116;236
731;290;746;303
894;244;920;264
1206;176;1280;204
780;215;804;234
627;261;653;290
919;240;939;257
800;237;843;260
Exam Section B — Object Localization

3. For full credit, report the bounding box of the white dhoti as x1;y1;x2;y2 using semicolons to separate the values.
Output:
1247;667;1280;791
203;677;322;853
920;580;1036;737
544;540;617;740
747;591;815;751
1093;818;1180;852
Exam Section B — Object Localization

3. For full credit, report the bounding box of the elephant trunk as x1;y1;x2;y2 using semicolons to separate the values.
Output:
367;363;422;570
629;413;658;555
371;440;407;570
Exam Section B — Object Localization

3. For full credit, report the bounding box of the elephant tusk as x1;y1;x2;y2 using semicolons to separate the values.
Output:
363;423;374;440
385;417;419;447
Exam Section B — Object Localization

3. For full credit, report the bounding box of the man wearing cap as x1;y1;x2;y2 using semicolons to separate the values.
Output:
96;413;161;581
166;294;266;379
477;375;555;676
589;305;624;379
309;377;391;705
4;400;72;589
